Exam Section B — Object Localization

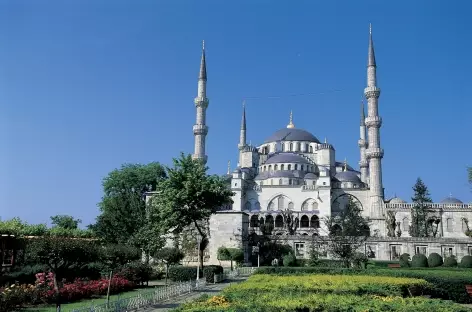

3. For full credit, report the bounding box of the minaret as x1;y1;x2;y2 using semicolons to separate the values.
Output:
192;40;209;163
358;98;369;183
238;101;247;149
364;24;385;217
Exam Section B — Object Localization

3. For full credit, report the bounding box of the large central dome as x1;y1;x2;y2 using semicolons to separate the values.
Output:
264;128;320;144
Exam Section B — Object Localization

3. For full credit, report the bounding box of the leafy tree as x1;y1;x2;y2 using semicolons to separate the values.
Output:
153;247;184;285
409;178;433;237
99;244;141;271
217;247;244;271
0;218;93;238
307;240;320;267
91;162;166;248
324;198;370;267
149;153;234;269
26;237;99;310
50;215;81;230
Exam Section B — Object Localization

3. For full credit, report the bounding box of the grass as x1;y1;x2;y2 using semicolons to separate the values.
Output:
26;286;162;312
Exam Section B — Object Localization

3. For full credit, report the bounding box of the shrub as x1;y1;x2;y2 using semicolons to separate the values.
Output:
282;253;297;267
411;254;428;267
399;253;411;268
444;256;458;267
168;266;201;281
460;255;472;268
202;265;223;283
116;261;153;285
427;253;443;268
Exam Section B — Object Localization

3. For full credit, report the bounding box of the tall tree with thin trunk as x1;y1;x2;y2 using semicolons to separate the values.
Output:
148;153;234;270
409;177;433;237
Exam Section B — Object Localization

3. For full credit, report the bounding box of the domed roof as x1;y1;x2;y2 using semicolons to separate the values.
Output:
440;196;463;204
265;153;311;165
255;170;305;180
334;171;361;183
264;128;320;144
389;197;406;204
304;173;317;179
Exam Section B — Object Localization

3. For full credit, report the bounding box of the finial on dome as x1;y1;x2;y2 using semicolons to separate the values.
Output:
343;158;348;171
287;110;295;128
449;192;453;198
369;23;372;35
324;137;327;144
227;160;231;175
202;40;205;50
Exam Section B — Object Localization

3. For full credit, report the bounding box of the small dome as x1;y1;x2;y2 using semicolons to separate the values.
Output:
440;196;463;204
264;128;320;144
265;153;311;165
304;173;317;179
389;197;406;204
334;171;361;183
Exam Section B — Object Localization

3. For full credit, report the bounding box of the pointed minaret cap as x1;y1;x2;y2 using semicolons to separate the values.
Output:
241;101;246;130
199;40;207;80
227;160;231;175
287;110;295;128
368;23;376;66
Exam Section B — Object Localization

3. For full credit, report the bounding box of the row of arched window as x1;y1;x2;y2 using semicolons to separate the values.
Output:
260;164;315;172
250;214;320;229
260;143;316;154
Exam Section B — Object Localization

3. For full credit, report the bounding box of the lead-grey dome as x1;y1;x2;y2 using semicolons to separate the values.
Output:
440;196;463;204
334;171;361;183
255;170;305;180
264;153;311;165
304;173;317;179
264;128;320;144
389;197;406;204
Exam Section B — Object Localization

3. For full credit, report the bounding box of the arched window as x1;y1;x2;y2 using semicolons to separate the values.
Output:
309;146;313;153
294;164;298;170
268;202;275;211
281;143;285;151
274;164;278;170
269;165;272;171
278;179;283;185
277;196;284;209
311;215;320;228
300;215;309;228
447;218;453;232
245;201;251;211
289;179;292;185
301;165;304;171
281;164;284;170
250;215;259;227
289;143;293;151
301;201;309;211
288;202;294;209
255;202;261;210
288;164;291;170
265;215;274;227
275;215;284;228
296;142;300;151
402;217;409;231
311;202;318;210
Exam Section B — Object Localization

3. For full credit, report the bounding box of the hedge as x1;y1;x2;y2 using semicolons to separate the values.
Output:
168;266;203;282
202;265;223;283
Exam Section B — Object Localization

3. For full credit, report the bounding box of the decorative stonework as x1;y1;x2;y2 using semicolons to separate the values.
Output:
366;147;384;159
364;116;382;128
194;97;209;108
192;125;208;135
364;86;381;99
358;160;368;168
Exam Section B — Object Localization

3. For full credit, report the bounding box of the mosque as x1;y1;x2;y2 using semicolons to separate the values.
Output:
175;26;472;263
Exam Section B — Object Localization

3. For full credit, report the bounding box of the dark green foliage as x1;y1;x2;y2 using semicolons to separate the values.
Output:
444;256;458;267
168;266;201;281
351;252;369;269
399;253;411;268
100;244;141;270
460;255;472;268
0;218;93;238
50;215;81;230
202;265;223;283
217;247;244;270
428;253;443;267
409;178;433;237
154;247;185;266
116;261;154;285
282;253;297;267
411;254;428;267
307;242;320;267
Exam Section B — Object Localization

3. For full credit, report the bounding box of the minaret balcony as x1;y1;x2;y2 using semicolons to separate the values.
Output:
366;147;384;159
364;86;381;99
194;97;209;108
365;116;382;128
358;139;368;148
193;124;208;135
359;160;369;168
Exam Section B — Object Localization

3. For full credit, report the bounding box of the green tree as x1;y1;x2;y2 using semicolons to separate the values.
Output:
409;178;433;237
149;153;234;270
217;247;244;271
324;198;370;267
99;244;141;271
153;247;184;285
91;162;166;248
50;215;81;230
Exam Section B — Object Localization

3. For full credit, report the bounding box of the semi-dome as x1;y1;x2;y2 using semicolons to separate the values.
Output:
264;153;311;165
304;173;317;179
264;128;320;144
334;171;361;183
440;196;463;204
389;197;406;204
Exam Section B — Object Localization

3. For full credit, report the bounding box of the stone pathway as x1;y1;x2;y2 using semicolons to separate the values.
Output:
144;277;247;312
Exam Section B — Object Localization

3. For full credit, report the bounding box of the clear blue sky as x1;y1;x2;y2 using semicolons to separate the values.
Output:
0;0;470;227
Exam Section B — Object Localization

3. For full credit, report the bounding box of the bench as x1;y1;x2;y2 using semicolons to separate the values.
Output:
388;263;401;268
465;285;472;296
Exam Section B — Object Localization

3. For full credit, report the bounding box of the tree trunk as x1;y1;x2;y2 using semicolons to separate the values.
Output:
199;242;204;272
53;272;60;312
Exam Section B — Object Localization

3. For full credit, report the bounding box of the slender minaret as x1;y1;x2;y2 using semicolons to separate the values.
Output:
238;101;247;149
192;40;209;163
358;98;369;183
364;24;384;217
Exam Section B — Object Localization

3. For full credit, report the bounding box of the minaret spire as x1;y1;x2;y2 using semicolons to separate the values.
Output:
358;97;369;183
227;160;231;175
287;110;295;128
238;101;247;149
192;40;209;163
364;24;384;220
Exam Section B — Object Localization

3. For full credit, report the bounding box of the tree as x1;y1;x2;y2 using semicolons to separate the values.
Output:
153;247;184;285
99;244;141;271
91;162;166;248
409;178;433;237
149;153;234;270
324;198;370;267
217;247;244;271
50;215;81;230
26;237;99;311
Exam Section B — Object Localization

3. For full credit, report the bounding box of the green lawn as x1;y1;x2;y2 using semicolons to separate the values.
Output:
26;286;161;312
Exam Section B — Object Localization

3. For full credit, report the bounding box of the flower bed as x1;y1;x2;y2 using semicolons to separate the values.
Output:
175;274;471;312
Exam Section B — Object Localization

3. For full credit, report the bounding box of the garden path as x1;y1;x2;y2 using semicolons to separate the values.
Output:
143;277;247;312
